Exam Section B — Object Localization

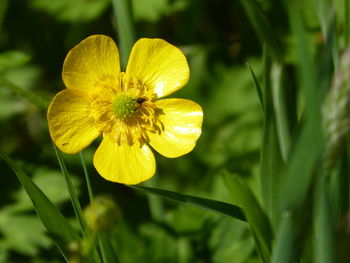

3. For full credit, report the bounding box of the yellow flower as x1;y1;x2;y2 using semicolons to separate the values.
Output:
47;35;203;184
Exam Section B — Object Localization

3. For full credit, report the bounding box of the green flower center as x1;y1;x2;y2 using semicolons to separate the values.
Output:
112;94;139;119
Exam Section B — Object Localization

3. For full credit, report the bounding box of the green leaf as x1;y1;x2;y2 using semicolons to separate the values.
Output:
209;217;255;263
0;213;50;256
131;0;188;22
0;149;80;260
223;172;273;263
131;186;246;222
30;0;109;22
0;76;49;110
0;51;30;71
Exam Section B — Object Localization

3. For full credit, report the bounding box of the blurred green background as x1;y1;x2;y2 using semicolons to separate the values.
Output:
0;0;319;262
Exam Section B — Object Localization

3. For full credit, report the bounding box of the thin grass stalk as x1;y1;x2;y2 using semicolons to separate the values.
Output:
53;144;87;233
80;152;93;201
247;63;264;114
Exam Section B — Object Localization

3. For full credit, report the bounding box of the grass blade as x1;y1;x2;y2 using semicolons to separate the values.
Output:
53;144;87;233
223;172;273;263
271;213;295;263
259;45;282;226
0;149;80;260
314;177;336;263
279;0;323;212
273;1;325;262
317;0;338;68
271;63;290;162
131;185;246;222
99;232;120;263
80;151;93;201
112;0;135;69
247;63;264;114
240;0;283;60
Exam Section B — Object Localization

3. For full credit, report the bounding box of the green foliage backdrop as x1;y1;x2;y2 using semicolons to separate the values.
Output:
1;0;350;262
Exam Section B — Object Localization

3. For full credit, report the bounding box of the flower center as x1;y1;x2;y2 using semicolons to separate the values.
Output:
112;94;139;119
90;74;165;146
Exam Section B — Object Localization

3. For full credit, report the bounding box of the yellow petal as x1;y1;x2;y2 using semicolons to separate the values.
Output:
93;138;156;184
149;99;203;158
63;35;121;90
47;89;101;154
126;38;189;98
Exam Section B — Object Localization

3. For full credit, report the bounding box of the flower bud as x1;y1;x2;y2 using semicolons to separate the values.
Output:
84;196;121;232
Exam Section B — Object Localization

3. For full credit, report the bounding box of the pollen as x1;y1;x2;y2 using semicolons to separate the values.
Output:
112;94;139;119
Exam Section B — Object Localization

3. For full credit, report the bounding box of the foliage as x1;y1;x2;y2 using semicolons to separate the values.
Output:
1;0;350;262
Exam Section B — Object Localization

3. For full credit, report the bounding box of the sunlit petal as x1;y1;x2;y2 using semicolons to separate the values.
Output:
126;38;189;98
63;35;121;90
93;137;156;184
47;89;101;154
149;98;203;158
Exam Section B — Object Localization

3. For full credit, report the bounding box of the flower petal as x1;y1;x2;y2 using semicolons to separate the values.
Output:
149;99;203;158
93;138;156;184
47;89;101;154
63;35;121;90
126;38;189;98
